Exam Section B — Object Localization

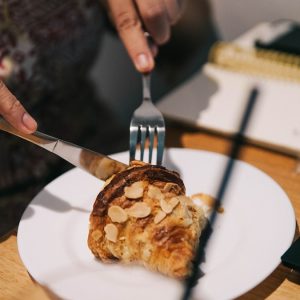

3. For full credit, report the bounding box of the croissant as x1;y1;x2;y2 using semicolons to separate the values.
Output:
88;161;206;279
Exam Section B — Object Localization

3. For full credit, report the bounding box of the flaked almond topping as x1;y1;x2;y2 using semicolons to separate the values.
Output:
154;210;167;224
124;181;144;199
147;185;164;200
104;224;118;243
160;197;179;214
160;198;172;213
108;205;128;223
169;197;180;208
127;202;151;218
178;195;193;205
183;218;193;227
163;182;178;192
91;230;103;241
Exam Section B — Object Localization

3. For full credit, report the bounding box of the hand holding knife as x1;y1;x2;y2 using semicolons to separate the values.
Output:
0;117;127;182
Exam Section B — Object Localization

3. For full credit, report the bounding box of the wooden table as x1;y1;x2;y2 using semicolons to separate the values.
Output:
1;125;300;300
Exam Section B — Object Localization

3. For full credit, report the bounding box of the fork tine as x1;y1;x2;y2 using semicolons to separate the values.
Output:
148;126;155;164
129;72;165;165
156;127;165;165
140;126;147;161
129;126;138;162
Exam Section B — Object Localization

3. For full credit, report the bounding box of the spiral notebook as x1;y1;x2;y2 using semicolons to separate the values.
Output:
158;21;300;157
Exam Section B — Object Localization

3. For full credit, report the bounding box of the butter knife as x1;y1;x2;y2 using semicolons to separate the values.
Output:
0;117;127;181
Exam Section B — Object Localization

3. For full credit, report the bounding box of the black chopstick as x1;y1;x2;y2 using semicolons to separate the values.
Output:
181;87;259;300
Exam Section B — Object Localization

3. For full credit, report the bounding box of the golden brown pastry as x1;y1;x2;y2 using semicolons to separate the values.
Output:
88;161;206;279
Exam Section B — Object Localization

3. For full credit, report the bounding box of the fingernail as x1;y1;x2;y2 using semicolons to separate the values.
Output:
22;112;37;131
136;54;151;71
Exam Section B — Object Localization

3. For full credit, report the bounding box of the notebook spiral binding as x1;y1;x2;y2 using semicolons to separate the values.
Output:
209;42;300;83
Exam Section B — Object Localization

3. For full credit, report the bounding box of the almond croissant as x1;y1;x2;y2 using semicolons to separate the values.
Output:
88;161;206;279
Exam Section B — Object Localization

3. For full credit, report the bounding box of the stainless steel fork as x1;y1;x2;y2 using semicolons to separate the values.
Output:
129;73;165;165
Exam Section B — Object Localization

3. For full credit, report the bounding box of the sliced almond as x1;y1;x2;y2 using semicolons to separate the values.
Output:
160;198;172;214
183;218;193;227
160;197;179;214
108;205;128;223
154;210;167;224
91;229;103;241
177;195;193;205
104;224;118;243
124;181;144;199
169;197;180;209
147;185;164;200
127;202;151;218
163;182;178;192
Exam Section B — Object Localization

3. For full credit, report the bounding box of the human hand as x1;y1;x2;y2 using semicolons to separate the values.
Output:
104;0;185;73
0;80;37;134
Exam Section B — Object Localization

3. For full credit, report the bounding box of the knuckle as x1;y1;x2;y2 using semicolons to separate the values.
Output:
169;13;180;25
143;5;165;21
156;27;170;44
0;80;23;116
0;80;5;92
115;11;140;31
6;99;21;115
10;99;22;113
0;95;22;115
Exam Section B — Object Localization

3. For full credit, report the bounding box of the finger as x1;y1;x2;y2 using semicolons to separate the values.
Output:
145;32;159;57
108;0;154;73
164;0;182;24
135;0;170;45
0;81;37;134
150;42;158;57
176;0;186;12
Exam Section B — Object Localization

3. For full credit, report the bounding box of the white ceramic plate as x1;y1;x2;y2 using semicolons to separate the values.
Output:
17;148;295;300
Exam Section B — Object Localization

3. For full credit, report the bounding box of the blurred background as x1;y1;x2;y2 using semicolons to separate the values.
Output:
93;0;300;126
1;0;300;236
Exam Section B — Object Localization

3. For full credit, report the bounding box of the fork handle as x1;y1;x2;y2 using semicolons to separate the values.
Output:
142;73;151;100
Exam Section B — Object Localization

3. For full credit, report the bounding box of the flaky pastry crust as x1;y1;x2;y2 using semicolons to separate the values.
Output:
88;161;206;279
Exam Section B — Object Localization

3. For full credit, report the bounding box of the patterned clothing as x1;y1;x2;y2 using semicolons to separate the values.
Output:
0;1;128;229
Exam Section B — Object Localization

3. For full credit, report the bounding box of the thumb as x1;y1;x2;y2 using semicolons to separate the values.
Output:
0;81;37;134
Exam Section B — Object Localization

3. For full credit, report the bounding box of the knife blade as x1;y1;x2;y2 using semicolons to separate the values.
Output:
0;117;127;181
